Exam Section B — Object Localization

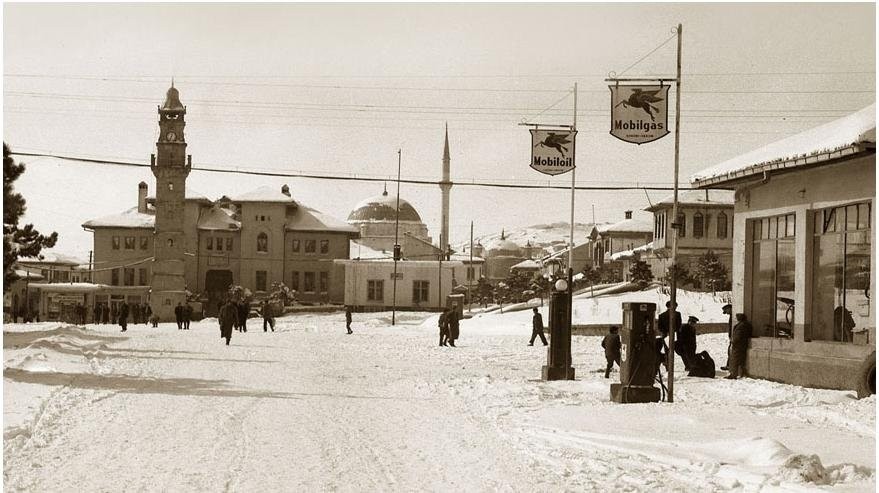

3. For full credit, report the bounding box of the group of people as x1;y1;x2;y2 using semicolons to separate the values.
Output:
88;302;153;327
174;302;193;330
437;303;461;347
216;299;276;346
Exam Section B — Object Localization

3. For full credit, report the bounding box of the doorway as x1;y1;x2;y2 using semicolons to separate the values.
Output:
205;270;233;317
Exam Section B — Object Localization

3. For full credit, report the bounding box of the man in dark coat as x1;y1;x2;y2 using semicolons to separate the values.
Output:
446;304;460;347
675;316;699;371
438;309;449;347
218;300;237;346
602;326;622;378
263;301;275;332
726;313;753;379
657;301;681;338
93;303;102;325
110;304;118;325
118;302;129;332
131;303;141;325
720;304;733;370
528;307;548;346
344;305;352;334
238;301;249;333
174;302;184;330
183;303;193;330
102;303;110;324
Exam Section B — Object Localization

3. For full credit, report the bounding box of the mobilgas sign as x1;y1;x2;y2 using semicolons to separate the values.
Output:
609;84;670;144
529;129;576;176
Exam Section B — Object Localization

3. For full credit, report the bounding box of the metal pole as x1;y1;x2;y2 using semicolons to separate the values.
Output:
567;82;578;378
392;149;401;326
668;23;683;403
88;250;93;283
468;221;473;313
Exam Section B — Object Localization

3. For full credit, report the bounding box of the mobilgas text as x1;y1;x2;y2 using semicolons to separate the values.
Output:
614;120;664;131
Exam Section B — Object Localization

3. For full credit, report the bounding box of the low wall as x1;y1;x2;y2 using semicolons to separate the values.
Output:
745;338;874;392
571;322;729;337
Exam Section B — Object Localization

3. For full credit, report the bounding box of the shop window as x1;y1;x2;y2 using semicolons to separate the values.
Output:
811;202;871;343
304;272;316;293
319;272;329;293
257;232;268;253
256;270;267;292
226;238;233;252
693;212;704;238
292;239;300;253
717;212;728;239
367;280;384;301
320;240;329;254
413;280;429;304
111;268;120;286
676;213;686;238
138;268;148;285
217;238;224;252
749;213;796;339
207;237;213;251
112;236;121;250
466;266;476;281
124;268;135;286
305;240;316;253
291;271;299;291
139;237;149;250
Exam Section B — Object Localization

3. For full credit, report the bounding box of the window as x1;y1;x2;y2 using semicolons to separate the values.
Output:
292;239;300;253
111;268;120;286
717;212;728;239
124;268;135;286
320;240;329;254
676;213;686;238
257;232;268;253
367;280;384;301
305;240;316;253
216;237;223;251
655;215;662;239
138;268;148;285
207;237;213;251
413;280;429;304
226;238;233;252
319;271;328;293
467;266;476;281
811;202;871;343
693;212;704;238
304;272;316;292
139;237;149;250
112;236;120;250
168;182;173;191
291;271;299;291
750;213;796;339
256;270;267;292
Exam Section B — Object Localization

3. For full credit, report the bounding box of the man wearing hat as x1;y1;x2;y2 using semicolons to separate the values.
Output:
675;315;699;371
720;304;733;370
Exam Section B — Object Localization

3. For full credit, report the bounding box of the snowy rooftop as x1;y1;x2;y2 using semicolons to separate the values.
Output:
287;205;359;234
349;240;390;260
197;206;240;231
645;190;735;212
610;241;654;261
691;104;876;187
146;188;210;202
230;185;296;203
510;259;540;270
600;215;653;234
18;250;87;266
82;206;155;229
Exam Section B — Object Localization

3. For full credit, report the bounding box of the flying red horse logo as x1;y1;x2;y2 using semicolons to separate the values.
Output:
533;133;572;156
615;88;664;121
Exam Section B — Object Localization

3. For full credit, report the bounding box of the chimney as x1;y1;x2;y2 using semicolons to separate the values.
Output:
138;182;148;213
624;210;632;220
281;184;290;197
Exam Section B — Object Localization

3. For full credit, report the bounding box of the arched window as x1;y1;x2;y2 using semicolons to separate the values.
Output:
257;232;268;253
676;213;686;238
693;212;704;238
717;212;728;239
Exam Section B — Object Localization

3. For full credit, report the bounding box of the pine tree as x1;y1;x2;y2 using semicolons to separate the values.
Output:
4;144;57;292
694;250;729;294
666;264;691;287
628;259;654;286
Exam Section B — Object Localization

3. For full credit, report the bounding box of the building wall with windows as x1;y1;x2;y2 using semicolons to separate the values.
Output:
89;227;154;286
727;155;874;391
340;260;465;311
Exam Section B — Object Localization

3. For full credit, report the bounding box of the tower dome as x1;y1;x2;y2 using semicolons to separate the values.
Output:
347;191;423;223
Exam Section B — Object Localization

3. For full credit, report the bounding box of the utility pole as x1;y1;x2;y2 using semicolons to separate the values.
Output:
667;23;683;403
567;82;578;379
468;221;473;313
88;250;93;283
392;149;402;326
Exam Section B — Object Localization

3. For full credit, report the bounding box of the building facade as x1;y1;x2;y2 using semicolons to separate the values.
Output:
691;105;875;394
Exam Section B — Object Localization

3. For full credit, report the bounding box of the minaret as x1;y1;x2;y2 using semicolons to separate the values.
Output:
150;83;191;321
439;123;452;254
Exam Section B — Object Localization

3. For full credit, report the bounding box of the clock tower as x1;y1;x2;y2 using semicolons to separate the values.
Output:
150;83;191;321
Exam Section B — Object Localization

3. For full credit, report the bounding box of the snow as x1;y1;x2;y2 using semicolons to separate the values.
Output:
690;104;876;186
81;206;155;229
3;293;874;491
229;185;295;203
645;189;735;211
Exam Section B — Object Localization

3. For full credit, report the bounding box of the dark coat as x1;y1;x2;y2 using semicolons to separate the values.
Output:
532;313;544;332
174;304;184;320
657;310;681;337
263;303;274;320
447;310;460;340
675;322;697;358
345;308;351;323
729;320;753;369
237;302;249;324
602;333;621;361
184;304;193;319
118;303;129;321
219;303;237;338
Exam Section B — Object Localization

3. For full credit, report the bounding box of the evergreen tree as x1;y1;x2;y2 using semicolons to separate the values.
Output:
4;144;57;292
694;250;729;293
628;259;654;286
665;264;691;287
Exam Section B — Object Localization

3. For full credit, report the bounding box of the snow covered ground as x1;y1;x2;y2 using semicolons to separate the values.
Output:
3;302;875;491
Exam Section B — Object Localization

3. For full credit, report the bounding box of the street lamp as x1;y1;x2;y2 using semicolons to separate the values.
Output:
542;264;575;381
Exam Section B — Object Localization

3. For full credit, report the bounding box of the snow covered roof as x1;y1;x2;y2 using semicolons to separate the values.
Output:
82;206;155;229
349;240;391;260
147;188;210;202
600;216;653;234
287;205;359;234
18;251;86;266
348;192;422;223
230;186;296;203
610;241;654;261
510;259;540;270
644;190;735;212
691;104;876;188
198;206;240;231
12;269;44;280
448;252;484;263
27;282;104;292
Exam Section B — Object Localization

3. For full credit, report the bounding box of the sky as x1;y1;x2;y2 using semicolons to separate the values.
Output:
3;3;875;261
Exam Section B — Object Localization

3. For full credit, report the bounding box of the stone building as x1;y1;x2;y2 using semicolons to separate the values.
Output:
585;211;653;279
691;104;875;394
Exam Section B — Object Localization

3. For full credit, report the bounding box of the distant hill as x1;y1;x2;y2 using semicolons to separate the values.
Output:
454;222;613;257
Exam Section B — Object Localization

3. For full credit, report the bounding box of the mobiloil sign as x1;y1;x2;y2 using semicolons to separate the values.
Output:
529;129;577;176
609;84;670;145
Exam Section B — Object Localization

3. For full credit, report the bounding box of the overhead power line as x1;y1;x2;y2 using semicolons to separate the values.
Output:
10;151;701;192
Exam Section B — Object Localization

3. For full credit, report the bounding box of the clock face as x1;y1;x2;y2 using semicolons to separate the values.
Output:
166;131;177;142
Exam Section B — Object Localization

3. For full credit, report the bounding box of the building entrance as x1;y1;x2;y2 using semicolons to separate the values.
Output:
205;270;233;317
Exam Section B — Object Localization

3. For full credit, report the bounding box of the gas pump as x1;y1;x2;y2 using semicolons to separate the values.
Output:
611;302;660;403
542;278;575;381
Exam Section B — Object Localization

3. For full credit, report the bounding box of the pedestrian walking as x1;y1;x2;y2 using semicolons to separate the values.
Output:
93;303;101;325
174;302;185;330
438;309;450;347
675;316;699;371
720;304;733;370
110;303;118;325
184;303;193;330
602;326;622;379
218;299;237;346
238;300;249;333
75;303;85;325
132;303;141;325
102;303;110;324
262;300;275;332
344;305;352;334
528;307;548;346
118;302;129;332
726;313;753;379
446;303;460;347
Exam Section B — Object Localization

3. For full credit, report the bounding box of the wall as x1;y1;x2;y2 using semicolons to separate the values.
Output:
238;202;287;294
285;230;352;303
343;260;463;310
90;228;154;286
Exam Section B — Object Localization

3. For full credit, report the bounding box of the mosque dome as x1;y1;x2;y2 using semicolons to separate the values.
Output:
486;236;523;257
347;191;423;223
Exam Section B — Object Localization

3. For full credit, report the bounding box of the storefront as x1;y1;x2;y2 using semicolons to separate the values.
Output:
27;283;151;323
